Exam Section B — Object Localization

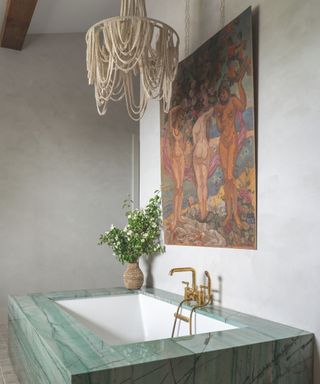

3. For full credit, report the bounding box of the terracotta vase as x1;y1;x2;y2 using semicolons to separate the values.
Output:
123;261;144;290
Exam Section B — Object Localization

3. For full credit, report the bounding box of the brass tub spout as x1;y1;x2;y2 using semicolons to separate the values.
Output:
169;267;197;292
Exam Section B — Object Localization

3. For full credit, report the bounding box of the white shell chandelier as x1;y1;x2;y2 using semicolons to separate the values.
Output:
86;0;180;121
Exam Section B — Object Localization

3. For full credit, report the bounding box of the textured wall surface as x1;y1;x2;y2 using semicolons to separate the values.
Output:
140;0;320;382
0;33;139;322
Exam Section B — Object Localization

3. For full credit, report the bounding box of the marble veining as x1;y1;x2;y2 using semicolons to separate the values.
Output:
8;287;314;383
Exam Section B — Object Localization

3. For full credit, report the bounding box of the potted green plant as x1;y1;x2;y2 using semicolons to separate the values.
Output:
99;191;165;289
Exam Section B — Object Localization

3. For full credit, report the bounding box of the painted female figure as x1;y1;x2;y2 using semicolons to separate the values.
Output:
192;106;214;222
168;105;186;230
214;69;246;228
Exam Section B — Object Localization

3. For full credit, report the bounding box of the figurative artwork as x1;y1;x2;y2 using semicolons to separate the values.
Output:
160;8;256;249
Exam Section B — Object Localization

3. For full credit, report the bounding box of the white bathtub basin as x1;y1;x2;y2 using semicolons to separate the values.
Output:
56;294;237;345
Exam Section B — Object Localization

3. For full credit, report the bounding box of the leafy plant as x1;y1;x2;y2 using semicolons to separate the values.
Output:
99;191;165;264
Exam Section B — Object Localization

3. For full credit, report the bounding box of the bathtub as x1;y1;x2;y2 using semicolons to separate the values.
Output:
8;287;314;384
56;293;237;345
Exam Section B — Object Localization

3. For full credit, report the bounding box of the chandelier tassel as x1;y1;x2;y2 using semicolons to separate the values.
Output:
86;0;180;121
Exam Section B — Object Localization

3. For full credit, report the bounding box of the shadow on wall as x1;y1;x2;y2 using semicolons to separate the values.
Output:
213;275;223;307
144;254;157;288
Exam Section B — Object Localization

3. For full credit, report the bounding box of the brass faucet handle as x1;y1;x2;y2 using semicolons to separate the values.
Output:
199;284;212;305
198;285;206;305
182;281;194;301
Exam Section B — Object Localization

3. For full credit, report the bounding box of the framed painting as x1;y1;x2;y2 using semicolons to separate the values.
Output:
160;7;256;249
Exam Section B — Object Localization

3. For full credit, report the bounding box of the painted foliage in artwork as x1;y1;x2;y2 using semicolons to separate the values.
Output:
161;8;256;249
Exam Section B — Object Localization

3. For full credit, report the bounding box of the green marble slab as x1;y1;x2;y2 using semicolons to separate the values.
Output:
8;287;314;383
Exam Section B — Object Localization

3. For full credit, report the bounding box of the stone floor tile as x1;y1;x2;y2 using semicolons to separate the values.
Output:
0;329;8;339
0;358;14;370
0;366;5;384
0;350;9;363
0;323;20;383
3;372;20;384
1;361;19;382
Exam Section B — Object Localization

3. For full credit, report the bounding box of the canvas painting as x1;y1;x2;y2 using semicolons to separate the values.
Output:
161;7;256;249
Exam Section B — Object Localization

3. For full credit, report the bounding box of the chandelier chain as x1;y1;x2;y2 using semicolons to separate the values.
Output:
185;0;190;57
219;0;225;29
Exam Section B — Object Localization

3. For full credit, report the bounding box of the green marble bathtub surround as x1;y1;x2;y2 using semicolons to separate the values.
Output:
9;287;314;384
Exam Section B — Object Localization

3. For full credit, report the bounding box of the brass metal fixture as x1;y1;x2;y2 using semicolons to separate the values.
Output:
174;312;189;323
189;272;213;334
169;267;196;291
169;267;197;302
171;298;190;337
169;267;213;306
170;267;214;336
204;270;213;304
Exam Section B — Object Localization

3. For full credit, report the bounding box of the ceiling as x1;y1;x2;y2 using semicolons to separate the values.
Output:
0;0;121;34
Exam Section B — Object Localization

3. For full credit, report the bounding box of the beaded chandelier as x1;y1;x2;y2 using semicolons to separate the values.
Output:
86;0;180;121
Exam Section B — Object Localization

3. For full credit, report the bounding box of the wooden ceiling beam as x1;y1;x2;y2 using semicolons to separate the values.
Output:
0;0;38;50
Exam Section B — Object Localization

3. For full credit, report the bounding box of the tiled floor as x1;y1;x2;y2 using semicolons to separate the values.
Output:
0;324;20;384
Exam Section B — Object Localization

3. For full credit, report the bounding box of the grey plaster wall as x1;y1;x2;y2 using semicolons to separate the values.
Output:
0;33;139;322
141;0;320;382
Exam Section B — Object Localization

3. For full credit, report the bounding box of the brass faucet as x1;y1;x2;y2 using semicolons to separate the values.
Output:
169;267;197;301
169;267;213;306
170;267;214;336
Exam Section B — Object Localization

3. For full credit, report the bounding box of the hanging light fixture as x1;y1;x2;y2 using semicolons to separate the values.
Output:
86;0;180;121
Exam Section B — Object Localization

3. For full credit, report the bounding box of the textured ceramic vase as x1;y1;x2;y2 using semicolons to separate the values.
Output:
123;261;144;290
